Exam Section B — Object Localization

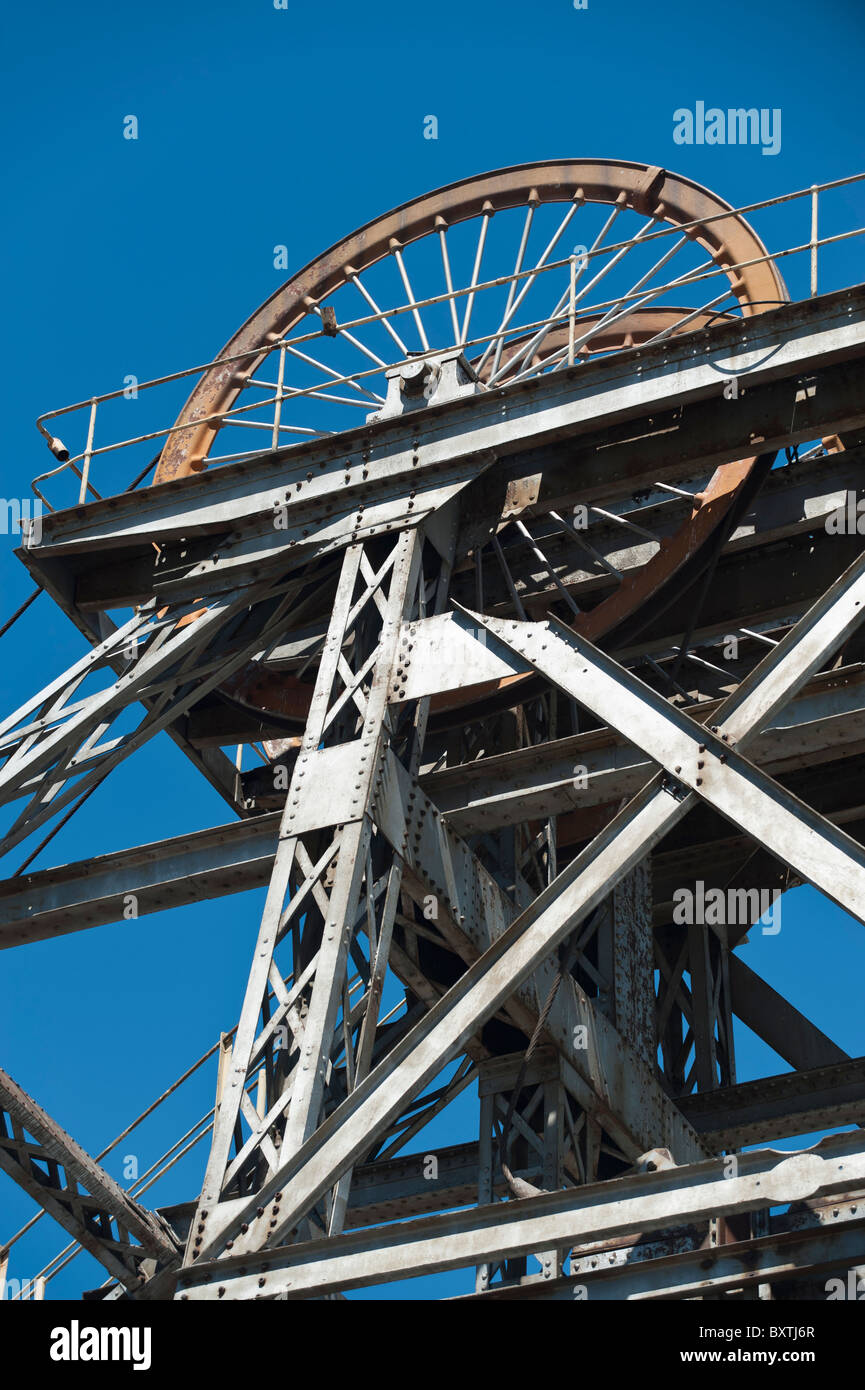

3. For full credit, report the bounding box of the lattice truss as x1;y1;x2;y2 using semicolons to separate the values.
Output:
3;159;865;1301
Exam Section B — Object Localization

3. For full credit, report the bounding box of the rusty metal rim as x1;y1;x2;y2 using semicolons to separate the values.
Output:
155;162;787;736
472;306;737;378
155;159;787;484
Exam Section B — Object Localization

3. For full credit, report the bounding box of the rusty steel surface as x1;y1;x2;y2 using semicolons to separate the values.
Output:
146;163;789;729
153;159;787;484
13;157;864;1306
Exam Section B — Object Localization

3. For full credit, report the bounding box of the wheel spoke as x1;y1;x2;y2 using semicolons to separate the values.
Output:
491;532;528;619
283;342;384;404
347;271;410;357
390;243;430;351
437;224;462;346
548;509;623;582
478;205;535;378
589;506;659;543
638;287;736;346
482;197;584;385
496;201;627;380
460;210;492;346
514;518;581;616
310;304;388;369
497;212;663;383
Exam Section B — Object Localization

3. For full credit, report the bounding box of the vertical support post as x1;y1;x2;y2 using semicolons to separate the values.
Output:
584;1116;602;1185
271;341;287;450
568;255;577;366
233;743;243;807
187;525;458;1257
284;531;417;1165
476;1051;570;1290
752;1207;773;1300
78;399;98;504
537;1075;566;1282
475;1091;495;1293
810;186;819;298
687;919;719;1091
717;940;737;1086
596;862;655;1068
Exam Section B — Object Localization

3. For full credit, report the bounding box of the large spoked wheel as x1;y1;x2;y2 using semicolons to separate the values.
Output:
156;159;786;484
156;160;788;721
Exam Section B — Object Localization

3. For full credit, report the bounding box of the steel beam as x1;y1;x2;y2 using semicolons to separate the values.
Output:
23;288;865;578
159;1141;540;1240
422;664;865;835
0;1067;178;1293
453;447;865;616
0;815;281;948
438;591;865;927
7;660;865;950
678;1056;865;1149
175;1130;865;1299
727;955;848;1071
462;1216;865;1301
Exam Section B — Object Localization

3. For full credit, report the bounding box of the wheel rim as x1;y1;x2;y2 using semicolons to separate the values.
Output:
155;159;787;483
155;160;788;728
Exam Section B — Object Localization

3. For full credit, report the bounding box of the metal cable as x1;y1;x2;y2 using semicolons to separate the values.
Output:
12;771;111;876
0;586;42;641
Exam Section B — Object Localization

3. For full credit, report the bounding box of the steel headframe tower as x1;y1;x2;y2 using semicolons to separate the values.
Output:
3;159;865;1301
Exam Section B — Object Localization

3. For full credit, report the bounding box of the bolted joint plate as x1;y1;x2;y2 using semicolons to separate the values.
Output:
367;349;481;423
281;741;377;836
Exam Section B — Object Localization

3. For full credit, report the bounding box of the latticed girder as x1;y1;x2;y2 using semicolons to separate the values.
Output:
176;546;865;1280
4;160;865;1299
0;570;313;862
189;524;453;1252
0;1067;179;1292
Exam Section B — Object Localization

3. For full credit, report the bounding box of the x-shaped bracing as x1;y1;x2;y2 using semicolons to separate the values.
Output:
181;548;865;1277
0;571;312;861
0;1066;179;1294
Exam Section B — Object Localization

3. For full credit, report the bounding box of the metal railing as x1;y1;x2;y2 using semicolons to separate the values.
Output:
31;171;865;514
0;979;406;1299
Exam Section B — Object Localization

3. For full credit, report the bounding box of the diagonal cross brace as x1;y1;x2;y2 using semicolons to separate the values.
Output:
373;745;704;1164
183;551;865;1270
457;594;865;929
188;661;709;1259
0;576;304;859
0;1066;179;1292
189;530;432;1247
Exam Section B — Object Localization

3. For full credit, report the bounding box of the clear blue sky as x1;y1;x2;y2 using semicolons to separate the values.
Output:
1;0;864;1300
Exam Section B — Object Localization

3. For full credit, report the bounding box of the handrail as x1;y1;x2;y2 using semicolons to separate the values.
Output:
31;170;865;513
